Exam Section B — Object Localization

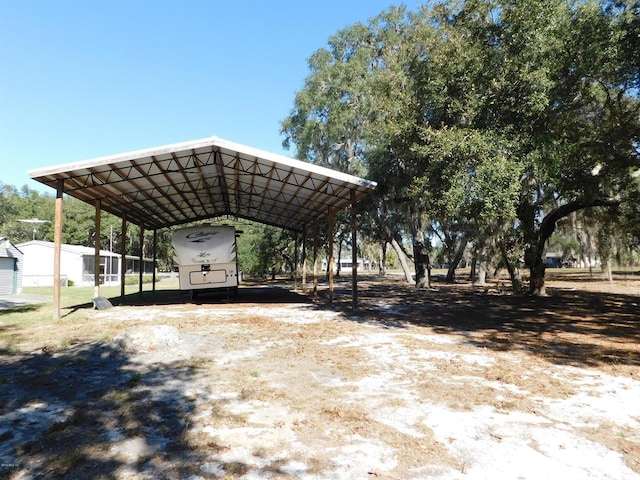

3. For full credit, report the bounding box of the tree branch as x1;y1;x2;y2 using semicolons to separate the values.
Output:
536;196;620;251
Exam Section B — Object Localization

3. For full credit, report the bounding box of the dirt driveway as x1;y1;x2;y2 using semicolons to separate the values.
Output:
1;277;639;479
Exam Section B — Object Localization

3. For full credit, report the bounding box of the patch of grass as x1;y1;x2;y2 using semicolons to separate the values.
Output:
22;442;88;475
129;372;143;386
124;275;157;285
321;405;369;423
107;390;130;405
223;461;248;475
0;279;181;349
181;357;209;374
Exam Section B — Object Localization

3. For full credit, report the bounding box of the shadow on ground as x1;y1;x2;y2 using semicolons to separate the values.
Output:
327;278;640;370
0;342;203;479
0;337;301;479
55;274;640;370
101;282;310;308
0;304;43;316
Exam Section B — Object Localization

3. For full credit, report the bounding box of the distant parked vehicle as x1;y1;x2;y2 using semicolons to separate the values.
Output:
171;225;240;298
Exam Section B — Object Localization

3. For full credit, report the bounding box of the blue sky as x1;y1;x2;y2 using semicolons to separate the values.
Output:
1;0;420;193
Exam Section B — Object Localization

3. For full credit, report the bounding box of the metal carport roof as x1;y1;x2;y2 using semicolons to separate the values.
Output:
29;136;377;232
29;136;377;319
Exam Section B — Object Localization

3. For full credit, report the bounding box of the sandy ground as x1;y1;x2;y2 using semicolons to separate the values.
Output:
0;278;639;479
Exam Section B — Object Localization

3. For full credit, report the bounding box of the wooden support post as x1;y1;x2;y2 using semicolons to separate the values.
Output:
293;235;298;291
53;180;64;320
94;199;101;299
138;224;144;295
120;213;127;298
152;229;157;292
328;207;335;304
351;189;358;311
313;220;319;298
301;226;307;292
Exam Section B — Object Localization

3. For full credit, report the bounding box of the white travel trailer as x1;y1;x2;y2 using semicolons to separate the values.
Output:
172;225;240;296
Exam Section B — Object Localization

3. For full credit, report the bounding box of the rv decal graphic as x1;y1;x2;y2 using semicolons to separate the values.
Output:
186;231;219;242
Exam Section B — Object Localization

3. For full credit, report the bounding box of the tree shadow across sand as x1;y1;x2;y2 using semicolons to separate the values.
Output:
58;283;311;311
330;279;640;369
0;341;198;478
0;337;249;479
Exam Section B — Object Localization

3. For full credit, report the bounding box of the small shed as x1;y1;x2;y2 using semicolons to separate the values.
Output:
0;237;24;294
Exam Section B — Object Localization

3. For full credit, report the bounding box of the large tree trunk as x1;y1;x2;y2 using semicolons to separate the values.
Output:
410;211;431;289
474;260;488;285
336;239;343;277
371;207;414;284
379;241;387;276
472;243;494;286
527;249;547;296
469;257;476;282
446;236;467;283
414;241;431;289
604;258;613;283
499;242;524;293
390;237;414;284
523;197;618;295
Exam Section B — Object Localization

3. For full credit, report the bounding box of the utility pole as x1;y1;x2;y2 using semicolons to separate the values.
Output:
17;218;51;240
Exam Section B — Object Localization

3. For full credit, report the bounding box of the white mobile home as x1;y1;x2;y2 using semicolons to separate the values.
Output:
322;257;373;272
17;241;123;287
0;237;23;294
17;241;156;287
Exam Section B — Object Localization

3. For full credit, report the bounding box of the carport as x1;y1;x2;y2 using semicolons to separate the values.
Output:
28;136;377;319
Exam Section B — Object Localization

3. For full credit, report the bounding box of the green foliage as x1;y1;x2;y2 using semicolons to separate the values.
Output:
282;0;640;290
0;183;170;268
0;183;55;242
236;221;298;278
0;183;122;247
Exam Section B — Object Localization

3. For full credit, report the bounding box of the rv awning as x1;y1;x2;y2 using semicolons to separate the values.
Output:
29;136;377;232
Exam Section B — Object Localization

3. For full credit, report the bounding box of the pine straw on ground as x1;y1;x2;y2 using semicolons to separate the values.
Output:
0;272;639;479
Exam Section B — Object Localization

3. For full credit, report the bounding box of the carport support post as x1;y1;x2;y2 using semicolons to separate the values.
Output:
293;235;298;291
328;207;335;304
138;224;144;295
120;213;127;298
53;179;64;320
94;199;102;299
313;220;319;298
351;189;358;311
152;229;157;292
301;226;307;292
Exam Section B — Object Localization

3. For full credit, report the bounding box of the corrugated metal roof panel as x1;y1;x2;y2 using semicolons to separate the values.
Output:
29;136;377;231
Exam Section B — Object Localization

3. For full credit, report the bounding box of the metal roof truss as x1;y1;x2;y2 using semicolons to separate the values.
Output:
29;137;377;232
